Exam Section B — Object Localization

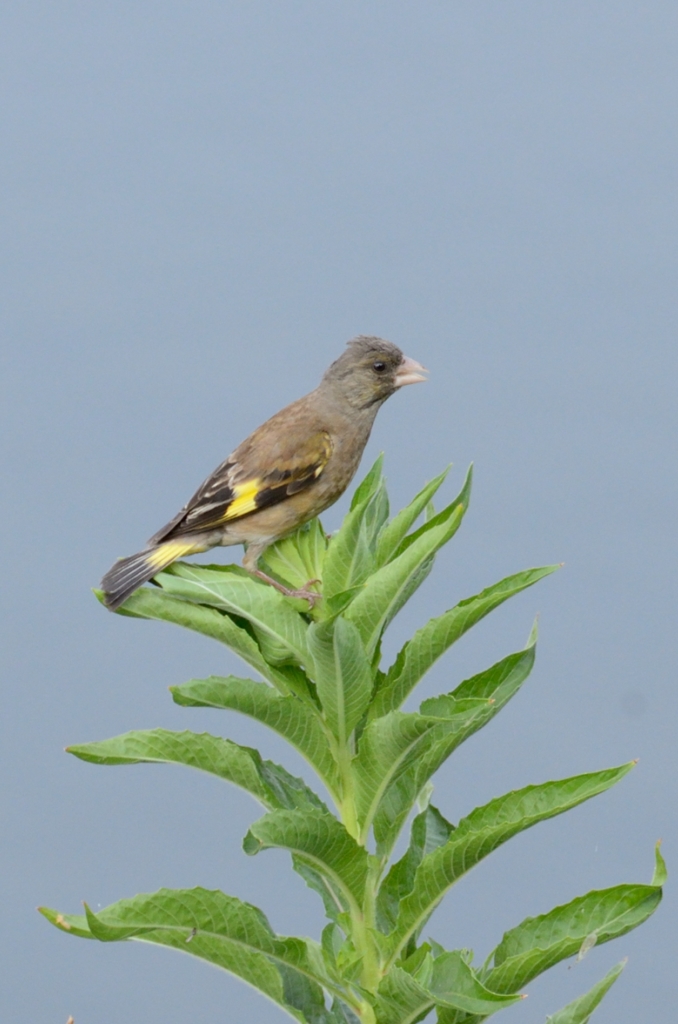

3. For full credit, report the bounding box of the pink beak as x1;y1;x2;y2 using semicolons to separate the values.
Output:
394;354;428;387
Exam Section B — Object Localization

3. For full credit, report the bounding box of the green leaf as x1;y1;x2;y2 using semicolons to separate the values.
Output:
352;642;537;855
292;858;351;922
330;999;363;1024
321;922;345;968
372;567;558;719
376;805;454;934
100;584;309;696
323;459;388;601
345;504;467;658
386;764;634;963
322;586;368;621
393;464;472;559
484;849;664;993
652;839;668;886
67;729;326;813
156;563;310;668
171;676;340;797
375;950;522;1023
421;632;537;718
244;810;370;914
544;961;625;1023
41;888;354;1023
375;467;451;567
38;905;94;939
350;453;385;511
354;705;492;852
369;641;538;855
308;617;374;744
365;480;390;543
260;519;328;593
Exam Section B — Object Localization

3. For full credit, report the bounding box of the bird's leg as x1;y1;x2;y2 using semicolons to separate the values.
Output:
250;568;322;607
243;541;322;606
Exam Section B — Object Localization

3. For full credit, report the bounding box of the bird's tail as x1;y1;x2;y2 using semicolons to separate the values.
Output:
101;540;201;611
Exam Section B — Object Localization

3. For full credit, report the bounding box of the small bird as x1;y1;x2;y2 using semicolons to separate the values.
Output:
101;336;427;610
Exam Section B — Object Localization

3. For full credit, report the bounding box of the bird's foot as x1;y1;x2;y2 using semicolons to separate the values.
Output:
288;580;322;607
251;570;322;607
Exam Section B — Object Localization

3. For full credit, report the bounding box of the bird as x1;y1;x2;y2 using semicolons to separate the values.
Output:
100;336;427;610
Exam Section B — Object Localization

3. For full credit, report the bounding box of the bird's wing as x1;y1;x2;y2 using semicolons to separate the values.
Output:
148;427;333;543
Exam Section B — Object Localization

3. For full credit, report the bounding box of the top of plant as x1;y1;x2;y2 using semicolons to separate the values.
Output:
42;458;663;1024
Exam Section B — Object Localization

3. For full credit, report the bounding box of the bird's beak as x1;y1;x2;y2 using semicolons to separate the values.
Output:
394;355;428;387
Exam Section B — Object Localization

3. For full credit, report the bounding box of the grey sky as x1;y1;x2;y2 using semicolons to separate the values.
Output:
1;3;676;1021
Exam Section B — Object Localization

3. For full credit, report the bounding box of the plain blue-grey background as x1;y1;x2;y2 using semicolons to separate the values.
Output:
1;2;676;1021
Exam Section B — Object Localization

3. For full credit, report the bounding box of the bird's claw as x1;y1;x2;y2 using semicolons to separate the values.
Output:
251;568;322;606
286;580;322;607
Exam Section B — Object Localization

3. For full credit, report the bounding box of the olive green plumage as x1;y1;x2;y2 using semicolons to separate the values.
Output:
101;336;427;610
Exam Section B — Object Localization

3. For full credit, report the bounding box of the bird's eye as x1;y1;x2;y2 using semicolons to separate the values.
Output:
372;360;387;373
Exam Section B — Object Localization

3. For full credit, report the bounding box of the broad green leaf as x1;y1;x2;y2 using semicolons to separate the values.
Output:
40;888;354;1023
320;925;369;988
425;952;522;1016
421;632;536;718
322;586;367;621
322;922;345;969
348;452;390;549
244;809;370;913
323;461;387;601
386;764;634;963
260;519;328;593
38;905;94;939
375;950;522;1023
329;999;363;1024
393;465;472;559
308;617;374;743
171;676;340;797
436;1012;483;1023
354;705;492;851
435;961;626;1024
365;479;390;543
292;857;352;922
157;563;310;668
354;712;446;840
345;504;467;658
435;1009;486;1023
371;642;538;855
545;961;625;1024
97;584;307;697
376;805;454;934
67;729;325;813
350;453;385;511
484;847;665;993
372;567;558;719
436;1011;484;1023
375;467;451;567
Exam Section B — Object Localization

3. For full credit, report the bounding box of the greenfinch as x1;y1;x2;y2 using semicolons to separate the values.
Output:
101;336;426;609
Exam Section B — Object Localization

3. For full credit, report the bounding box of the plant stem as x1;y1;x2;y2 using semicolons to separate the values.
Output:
357;857;383;992
356;1000;377;1024
351;908;380;994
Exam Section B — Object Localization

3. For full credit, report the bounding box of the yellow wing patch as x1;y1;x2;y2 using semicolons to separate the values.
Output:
175;432;333;533
318;432;333;469
222;480;262;520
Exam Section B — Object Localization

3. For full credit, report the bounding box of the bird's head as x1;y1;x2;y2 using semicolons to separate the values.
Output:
324;336;427;409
